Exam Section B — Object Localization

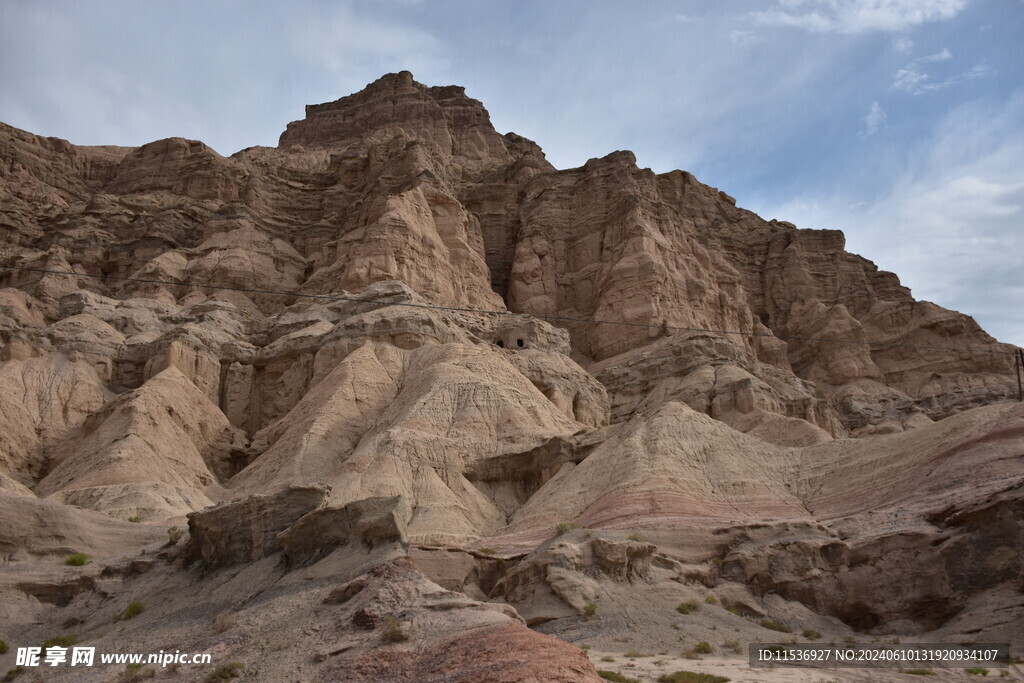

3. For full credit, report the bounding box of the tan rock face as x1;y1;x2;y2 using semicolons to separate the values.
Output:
0;71;1022;676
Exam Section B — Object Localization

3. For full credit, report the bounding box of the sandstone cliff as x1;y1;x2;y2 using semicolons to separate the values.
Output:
0;72;1020;681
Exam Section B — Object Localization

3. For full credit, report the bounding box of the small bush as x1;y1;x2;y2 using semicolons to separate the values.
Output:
120;664;156;681
115;601;144;622
583;602;598;617
964;669;989;676
581;645;591;651
380;615;408;643
41;634;79;649
128;516;142;523
601;656;616;662
477;547;496;555
624;650;651;659
722;640;742;654
802;629;821;640
167;526;184;544
65;553;89;566
62;617;84;629
598;672;639;683
2;669;26;682
758;619;792;633
206;662;244;681
898;670;936;676
657;671;730;683
676;599;700;615
555;522;579;534
726;607;741;616
0;641;6;655
704;595;717;605
693;641;713;654
627;532;646;542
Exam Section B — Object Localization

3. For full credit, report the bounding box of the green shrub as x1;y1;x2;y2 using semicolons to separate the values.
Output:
964;669;989;676
167;526;184;544
802;629;821;640
758;619;792;633
722;640;742;654
128;516;142;523
206;662;244;681
0;641;6;655
601;656;616;662
555;522;579;534
627;532;646;542
657;671;730;683
693;641;712;654
380;615;408;643
2;669;26;682
599;672;639;683
583;602;598;617
676;599;700;615
704;595;717;605
41;634;79;649
65;553;89;566
477;547;496;555
114;601;144;622
624;650;651;658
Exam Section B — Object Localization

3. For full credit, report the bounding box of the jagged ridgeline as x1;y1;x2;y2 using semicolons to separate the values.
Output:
0;72;1021;681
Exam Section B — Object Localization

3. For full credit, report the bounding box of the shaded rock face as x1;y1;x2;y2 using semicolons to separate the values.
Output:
0;72;1022;678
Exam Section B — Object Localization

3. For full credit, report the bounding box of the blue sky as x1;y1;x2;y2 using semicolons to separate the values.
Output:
1;0;1022;345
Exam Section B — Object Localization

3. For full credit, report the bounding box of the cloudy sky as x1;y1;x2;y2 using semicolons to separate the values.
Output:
2;0;1022;345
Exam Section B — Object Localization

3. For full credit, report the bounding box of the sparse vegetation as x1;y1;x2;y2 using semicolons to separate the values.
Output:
726;607;741;616
657;671;730;683
758;619;792;633
964;669;989;676
128;516;142;523
211;612;237;633
693;641;713;654
167;526;184;543
583;602;598;617
627;532;646;542
581;645;591;651
704;595;717;605
114;601;144;622
601;656;615;662
62;617;84;629
206;662;244;681
722;640;742;654
802;629;821;640
477;547;496;555
0;641;6;655
41;634;79;649
2;669;26;682
598;672;639;683
380;615;408;643
624;650;651;659
898;670;937;676
676;599;700;615
120;663;156;681
65;553;89;566
555;522;579;534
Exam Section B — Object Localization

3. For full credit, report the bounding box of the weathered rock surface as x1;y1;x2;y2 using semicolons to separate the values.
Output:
0;72;1022;679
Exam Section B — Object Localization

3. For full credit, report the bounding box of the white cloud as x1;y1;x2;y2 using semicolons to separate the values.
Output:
893;36;914;52
892;49;993;95
289;4;447;77
859;101;886;137
750;91;1024;346
751;0;968;34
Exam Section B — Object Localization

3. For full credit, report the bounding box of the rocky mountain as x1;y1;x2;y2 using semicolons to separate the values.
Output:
0;72;1020;682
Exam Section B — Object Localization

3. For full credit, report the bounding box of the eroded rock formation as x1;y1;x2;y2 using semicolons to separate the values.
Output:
0;72;1021;680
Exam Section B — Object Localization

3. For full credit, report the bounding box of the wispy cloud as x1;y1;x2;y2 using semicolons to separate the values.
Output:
892;49;993;95
859;101;886;138
893;36;914;53
751;91;1024;346
751;0;967;34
